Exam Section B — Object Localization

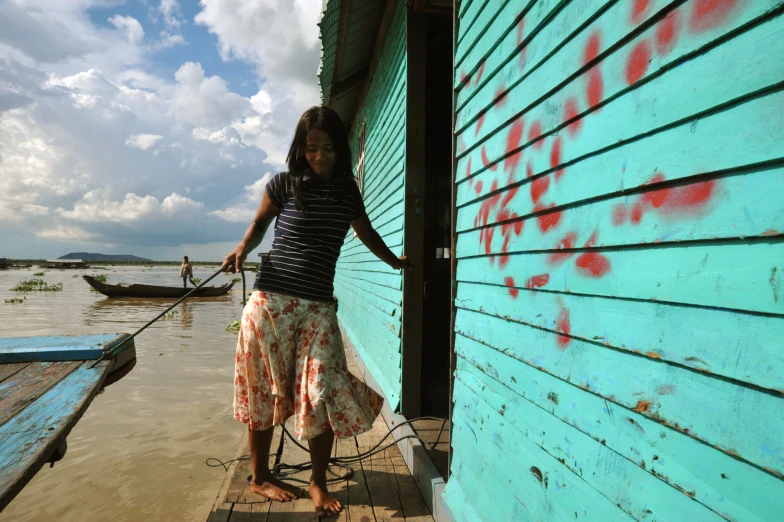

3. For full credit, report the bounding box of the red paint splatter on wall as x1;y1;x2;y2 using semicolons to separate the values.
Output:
525;273;550;289
505;277;519;298
513;219;523;235
583;32;601;64
630;203;644;224
494;84;508;107
465;156;472;179
631;0;651;24
629;174;718;223
586;67;604;108
689;0;738;33
476;181;500;227
575;252;611;277
516;18;527;66
656;10;681;55
550;136;565;180
626;40;652;85
548;232;577;264
475;181;483;194
517;17;525;44
556;308;571;348
501;185;520;209
534;203;563;232
526;162;534;178
460;70;469;85
475;61;486;86
563;97;582;136
528;120;543;149
476;112;487;136
481;146;498;172
503;119;525;174
530;176;550;204
612;204;628;225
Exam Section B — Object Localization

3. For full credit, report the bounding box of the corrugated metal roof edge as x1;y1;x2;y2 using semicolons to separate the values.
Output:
318;0;342;105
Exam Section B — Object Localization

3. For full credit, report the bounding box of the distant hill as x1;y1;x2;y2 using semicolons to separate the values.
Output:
59;252;152;262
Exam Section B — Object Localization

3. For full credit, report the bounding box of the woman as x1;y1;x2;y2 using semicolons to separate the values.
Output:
222;106;410;517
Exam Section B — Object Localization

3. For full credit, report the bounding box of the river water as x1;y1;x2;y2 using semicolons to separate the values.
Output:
0;266;249;522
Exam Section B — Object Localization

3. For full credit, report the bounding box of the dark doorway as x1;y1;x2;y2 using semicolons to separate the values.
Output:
420;13;453;419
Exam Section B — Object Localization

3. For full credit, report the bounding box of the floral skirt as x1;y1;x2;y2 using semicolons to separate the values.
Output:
233;290;384;440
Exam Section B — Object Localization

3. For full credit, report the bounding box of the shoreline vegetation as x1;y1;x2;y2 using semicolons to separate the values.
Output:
5;260;260;269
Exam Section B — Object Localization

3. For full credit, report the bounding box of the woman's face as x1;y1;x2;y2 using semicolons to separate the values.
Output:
305;130;337;177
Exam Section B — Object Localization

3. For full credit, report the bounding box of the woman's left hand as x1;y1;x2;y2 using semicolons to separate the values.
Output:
389;256;413;270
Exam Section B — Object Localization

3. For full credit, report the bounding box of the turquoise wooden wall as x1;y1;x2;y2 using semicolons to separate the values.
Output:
334;1;408;411
444;0;784;520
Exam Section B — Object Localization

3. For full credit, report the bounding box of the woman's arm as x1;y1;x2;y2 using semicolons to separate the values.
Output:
222;192;280;273
351;214;412;270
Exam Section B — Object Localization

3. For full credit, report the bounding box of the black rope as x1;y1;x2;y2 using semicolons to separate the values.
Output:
92;265;245;367
204;416;449;485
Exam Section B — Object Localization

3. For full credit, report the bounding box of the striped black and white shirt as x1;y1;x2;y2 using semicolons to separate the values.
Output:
254;171;365;302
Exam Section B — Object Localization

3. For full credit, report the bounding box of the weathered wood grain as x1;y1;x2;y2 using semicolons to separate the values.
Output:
456;89;784;219
457;12;784;203
454;314;784;475
388;449;434;522
0;363;30;384
458;166;784;254
455;280;784;392
457;241;784;314
0;333;123;363
440;477;482;522
0;361;109;511
453;343;784;522
455;363;736;521
0;361;82;427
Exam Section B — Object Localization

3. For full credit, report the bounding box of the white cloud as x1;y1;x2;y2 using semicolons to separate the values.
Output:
36;224;96;241
209;172;272;222
169;62;250;127
109;15;145;44
0;0;320;258
126;133;164;150
59;190;204;222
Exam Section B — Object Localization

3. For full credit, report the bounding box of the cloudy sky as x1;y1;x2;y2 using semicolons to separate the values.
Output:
0;0;324;260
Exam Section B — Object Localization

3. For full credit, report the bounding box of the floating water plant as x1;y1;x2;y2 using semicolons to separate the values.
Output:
192;277;202;285
226;320;241;333
4;297;25;304
89;274;108;293
11;279;63;292
33;272;45;276
161;310;179;320
231;277;242;283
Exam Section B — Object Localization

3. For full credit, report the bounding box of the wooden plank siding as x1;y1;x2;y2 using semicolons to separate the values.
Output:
334;0;408;411
445;0;784;520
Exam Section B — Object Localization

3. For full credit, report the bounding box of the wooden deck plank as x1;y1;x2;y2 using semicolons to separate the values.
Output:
330;437;350;522
0;363;30;384
0;361;82;427
0;334;123;363
0;361;110;511
360;446;407;521
267;424;318;521
387;450;432;522
207;430;247;522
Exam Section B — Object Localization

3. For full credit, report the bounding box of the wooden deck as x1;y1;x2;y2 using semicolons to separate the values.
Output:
208;349;436;522
0;334;135;510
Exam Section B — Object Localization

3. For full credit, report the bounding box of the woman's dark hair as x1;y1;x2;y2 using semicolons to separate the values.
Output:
285;106;359;212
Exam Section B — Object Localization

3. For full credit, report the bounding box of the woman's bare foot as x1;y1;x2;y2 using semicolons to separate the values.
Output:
251;473;303;502
310;480;342;517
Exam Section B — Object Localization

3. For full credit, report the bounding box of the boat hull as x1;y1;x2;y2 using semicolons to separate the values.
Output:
82;275;234;298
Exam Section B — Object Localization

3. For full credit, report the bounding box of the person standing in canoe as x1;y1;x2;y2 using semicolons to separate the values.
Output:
222;106;411;517
180;256;196;288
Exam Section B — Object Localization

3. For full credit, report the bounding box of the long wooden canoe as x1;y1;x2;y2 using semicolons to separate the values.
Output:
82;275;234;298
0;333;136;511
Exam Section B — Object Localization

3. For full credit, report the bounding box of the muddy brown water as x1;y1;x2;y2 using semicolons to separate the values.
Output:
0;266;248;522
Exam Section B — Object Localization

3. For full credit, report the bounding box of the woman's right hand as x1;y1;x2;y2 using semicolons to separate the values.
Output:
222;245;247;273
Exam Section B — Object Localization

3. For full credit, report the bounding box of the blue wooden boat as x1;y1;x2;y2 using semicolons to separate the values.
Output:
0;333;136;510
